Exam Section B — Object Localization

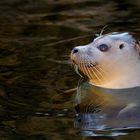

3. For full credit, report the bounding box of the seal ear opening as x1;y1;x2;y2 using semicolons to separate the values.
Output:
119;44;124;49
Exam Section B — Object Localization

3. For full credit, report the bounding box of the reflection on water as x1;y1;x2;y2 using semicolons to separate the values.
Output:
0;0;140;139
74;81;140;136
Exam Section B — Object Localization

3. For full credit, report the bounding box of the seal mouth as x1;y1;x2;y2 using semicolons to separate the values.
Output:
71;57;97;67
85;63;97;68
72;61;96;68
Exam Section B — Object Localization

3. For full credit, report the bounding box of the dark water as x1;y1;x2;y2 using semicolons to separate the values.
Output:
0;0;140;139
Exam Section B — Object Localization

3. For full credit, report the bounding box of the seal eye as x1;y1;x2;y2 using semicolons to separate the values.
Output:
98;44;109;52
119;44;124;49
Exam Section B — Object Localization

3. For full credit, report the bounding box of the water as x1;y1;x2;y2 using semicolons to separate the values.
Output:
0;0;140;139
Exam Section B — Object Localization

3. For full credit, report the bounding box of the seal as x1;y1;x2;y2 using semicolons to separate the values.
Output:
71;32;140;89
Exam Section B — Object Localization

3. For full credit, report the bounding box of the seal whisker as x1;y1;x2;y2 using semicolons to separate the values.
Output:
74;64;83;78
91;64;107;82
86;101;94;113
85;103;90;113
89;68;102;84
85;57;101;84
86;56;106;80
86;55;104;81
86;57;103;84
81;96;92;113
87;55;107;81
84;98;102;113
79;56;89;78
95;65;108;77
81;58;93;80
99;25;108;36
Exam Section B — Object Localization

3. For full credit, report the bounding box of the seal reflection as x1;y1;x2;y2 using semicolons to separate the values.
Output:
74;81;140;136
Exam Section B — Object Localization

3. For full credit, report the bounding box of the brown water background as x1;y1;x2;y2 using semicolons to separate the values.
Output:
0;0;140;139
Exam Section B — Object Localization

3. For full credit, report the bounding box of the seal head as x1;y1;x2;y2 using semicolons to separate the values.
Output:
71;32;140;89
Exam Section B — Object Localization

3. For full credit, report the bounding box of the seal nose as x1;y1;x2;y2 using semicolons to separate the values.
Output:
72;48;79;54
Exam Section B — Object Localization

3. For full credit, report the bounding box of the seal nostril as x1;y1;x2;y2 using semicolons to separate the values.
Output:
72;48;78;54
